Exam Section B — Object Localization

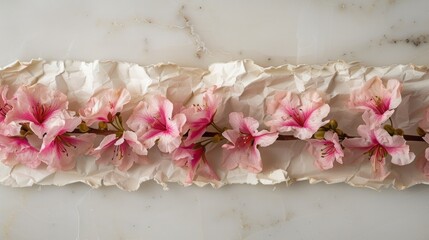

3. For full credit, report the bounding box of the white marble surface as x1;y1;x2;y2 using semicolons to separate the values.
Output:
1;0;429;239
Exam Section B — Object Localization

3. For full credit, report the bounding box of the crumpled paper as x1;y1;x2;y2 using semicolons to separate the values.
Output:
0;59;428;191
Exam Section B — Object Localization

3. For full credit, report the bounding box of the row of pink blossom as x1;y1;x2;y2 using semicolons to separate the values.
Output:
0;76;427;182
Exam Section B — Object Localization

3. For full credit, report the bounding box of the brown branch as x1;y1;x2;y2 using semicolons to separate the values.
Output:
71;128;117;136
199;132;424;142
70;129;426;142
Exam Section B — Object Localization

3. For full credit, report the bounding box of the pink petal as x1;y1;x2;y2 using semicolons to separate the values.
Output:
128;96;185;153
241;146;263;173
266;91;329;140
0;136;42;168
221;147;241;171
93;132;148;171
6;84;69;138
79;88;131;126
308;131;344;170
423;158;429;177
254;130;278;147
158;134;182;153
39;133;96;170
192;158;220;182
386;79;402;109
349;77;401;126
370;154;388;180
123;131;148;156
222;130;241;145
342;137;373;152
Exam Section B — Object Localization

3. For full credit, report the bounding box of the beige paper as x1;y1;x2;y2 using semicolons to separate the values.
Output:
0;59;428;191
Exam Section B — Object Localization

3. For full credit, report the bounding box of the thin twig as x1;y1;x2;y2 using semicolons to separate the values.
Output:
70;129;425;142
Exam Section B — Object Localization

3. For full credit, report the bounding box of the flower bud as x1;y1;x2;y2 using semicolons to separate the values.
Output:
329;119;338;129
20;129;27;136
383;124;395;135
314;130;325;139
322;122;331;130
417;127;426;137
79;122;89;132
212;134;222;143
395;128;404;136
98;121;108;130
335;128;344;137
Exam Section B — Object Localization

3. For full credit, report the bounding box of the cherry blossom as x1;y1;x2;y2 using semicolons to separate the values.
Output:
0;135;41;168
0;85;20;136
38;111;95;170
172;144;219;183
92;131;148;171
266;91;330;140
349;76;401;127
79;88;131;126
127;95;186;153
342;123;415;178
5;84;69;139
420;134;429;177
222;112;278;173
182;87;220;145
307;131;344;170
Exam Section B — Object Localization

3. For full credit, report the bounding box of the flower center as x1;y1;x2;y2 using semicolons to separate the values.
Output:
285;107;307;127
368;144;388;162
151;114;167;130
369;96;390;115
192;104;205;112
32;103;51;123
236;134;254;148
55;135;77;157
320;142;335;158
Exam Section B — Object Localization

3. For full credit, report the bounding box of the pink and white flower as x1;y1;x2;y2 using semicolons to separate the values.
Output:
92;131;148;171
0;135;41;168
307;131;344;170
266;91;330;140
342;123;415;178
38;111;96;170
349;76;401;127
421;134;429;176
182;87;220;145
222;112;278;173
172;144;219;183
0;85;20;136
127;95;186;153
79;88;131;126
5;84;69;139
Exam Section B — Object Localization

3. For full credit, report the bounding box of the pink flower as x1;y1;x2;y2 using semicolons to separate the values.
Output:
307;131;344;170
222;112;278;173
172;144;219;183
342;124;415;178
182;87;220;145
127;95;186;153
92;131;148;171
421;134;429;176
266;91;330;140
349;76;401;127
0;85;20;136
0;135;41;168
38;111;96;170
5;84;69;139
79;88;131;126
